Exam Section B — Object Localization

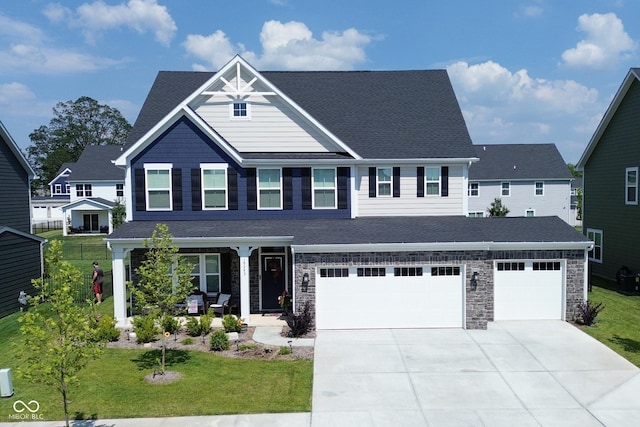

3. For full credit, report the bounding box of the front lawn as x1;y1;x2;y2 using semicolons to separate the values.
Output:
581;276;640;367
0;307;313;421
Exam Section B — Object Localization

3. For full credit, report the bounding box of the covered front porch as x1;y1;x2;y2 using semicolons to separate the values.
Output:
61;198;114;236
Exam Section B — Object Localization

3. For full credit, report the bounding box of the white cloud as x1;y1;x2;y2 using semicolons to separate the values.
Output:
447;60;602;161
0;82;36;104
183;20;372;71
561;13;636;69
46;0;177;46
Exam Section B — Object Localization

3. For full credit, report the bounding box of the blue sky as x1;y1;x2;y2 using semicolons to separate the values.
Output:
1;0;638;164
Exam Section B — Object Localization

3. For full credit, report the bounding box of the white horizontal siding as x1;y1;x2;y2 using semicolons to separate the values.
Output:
69;182;122;203
195;95;338;153
356;165;466;216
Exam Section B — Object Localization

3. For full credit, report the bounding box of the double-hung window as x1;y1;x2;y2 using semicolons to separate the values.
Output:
587;229;603;263
377;167;392;196
180;254;221;295
76;184;92;197
313;168;336;208
145;164;172;210
626;167;638;205
468;182;479;197
425;167;440;195
201;164;227;209
258;168;282;209
501;182;510;197
54;184;62;194
116;183;124;197
535;181;544;196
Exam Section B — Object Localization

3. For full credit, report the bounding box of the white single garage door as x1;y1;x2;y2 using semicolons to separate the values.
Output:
494;261;564;320
315;266;463;329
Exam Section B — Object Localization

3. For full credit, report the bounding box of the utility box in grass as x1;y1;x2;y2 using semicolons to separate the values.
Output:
0;368;14;397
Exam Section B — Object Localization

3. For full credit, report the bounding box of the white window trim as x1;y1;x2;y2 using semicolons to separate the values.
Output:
587;228;603;263
258;168;282;210
468;181;479;197
179;254;221;295
312;167;337;209
501;181;511;197
144;163;173;211
54;183;62;194
425;166;441;196
116;183;124;197
229;100;251;120
625;167;638;205
525;209;535;217
468;211;484;218
535;181;544;196
376;167;393;197
201;163;228;210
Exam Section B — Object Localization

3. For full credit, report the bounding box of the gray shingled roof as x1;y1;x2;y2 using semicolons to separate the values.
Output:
68;145;125;181
469;144;572;180
108;216;589;246
126;69;477;160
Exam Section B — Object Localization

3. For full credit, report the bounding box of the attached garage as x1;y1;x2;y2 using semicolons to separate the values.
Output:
494;260;564;320
315;265;464;329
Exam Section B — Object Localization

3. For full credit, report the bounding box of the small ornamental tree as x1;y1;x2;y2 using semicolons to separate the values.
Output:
112;198;126;230
17;240;105;427
487;197;510;217
129;223;194;374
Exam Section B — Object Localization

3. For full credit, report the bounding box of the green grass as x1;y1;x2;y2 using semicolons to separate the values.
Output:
0;298;313;421
582;276;640;367
37;230;110;273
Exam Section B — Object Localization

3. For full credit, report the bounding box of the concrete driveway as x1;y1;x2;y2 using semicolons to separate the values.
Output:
311;321;640;427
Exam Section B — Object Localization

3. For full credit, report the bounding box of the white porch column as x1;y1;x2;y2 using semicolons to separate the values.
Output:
234;246;255;325
111;245;129;328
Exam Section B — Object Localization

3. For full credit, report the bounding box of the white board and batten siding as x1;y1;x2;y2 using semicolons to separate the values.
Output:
315;266;464;329
494;260;564;320
356;165;466;217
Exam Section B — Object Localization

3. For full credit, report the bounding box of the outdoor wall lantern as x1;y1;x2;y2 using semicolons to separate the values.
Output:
470;271;479;291
301;272;310;292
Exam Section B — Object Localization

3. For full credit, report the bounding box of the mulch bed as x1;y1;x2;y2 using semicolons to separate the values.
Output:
107;326;314;360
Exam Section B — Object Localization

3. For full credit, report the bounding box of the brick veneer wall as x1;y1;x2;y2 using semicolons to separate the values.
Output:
294;249;585;330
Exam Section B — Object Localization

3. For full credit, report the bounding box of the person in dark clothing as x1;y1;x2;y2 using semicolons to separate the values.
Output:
92;261;104;304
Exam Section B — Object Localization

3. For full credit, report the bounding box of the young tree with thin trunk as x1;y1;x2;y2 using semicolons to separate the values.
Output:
487;197;510;217
130;223;194;374
17;240;104;427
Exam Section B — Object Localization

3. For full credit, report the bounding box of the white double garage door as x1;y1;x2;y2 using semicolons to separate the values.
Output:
315;261;564;329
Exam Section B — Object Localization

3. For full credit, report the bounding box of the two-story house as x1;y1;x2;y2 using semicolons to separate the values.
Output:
577;68;640;280
61;145;125;236
0;121;45;318
467;144;573;223
31;162;74;228
106;56;591;330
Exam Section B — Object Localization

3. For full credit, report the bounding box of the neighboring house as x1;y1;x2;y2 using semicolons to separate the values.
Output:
577;67;640;280
61;145;125;236
569;177;583;228
467;144;573;222
31;162;74;227
0;121;45;318
106;56;591;330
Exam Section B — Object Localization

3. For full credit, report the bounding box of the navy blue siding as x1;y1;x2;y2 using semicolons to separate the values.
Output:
0;232;41;318
132;117;351;221
0;135;31;232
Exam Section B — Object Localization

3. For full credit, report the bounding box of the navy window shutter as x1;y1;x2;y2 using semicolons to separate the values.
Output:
191;169;201;211
369;167;376;197
228;168;238;210
135;168;146;211
417;167;425;197
172;168;182;211
283;168;293;210
246;168;257;210
393;167;401;198
221;252;232;294
441;166;449;197
302;168;312;210
337;167;349;209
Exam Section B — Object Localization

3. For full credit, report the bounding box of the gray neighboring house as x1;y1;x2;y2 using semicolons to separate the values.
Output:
61;145;125;236
467;144;573;223
577;67;640;280
106;56;592;330
0;121;45;318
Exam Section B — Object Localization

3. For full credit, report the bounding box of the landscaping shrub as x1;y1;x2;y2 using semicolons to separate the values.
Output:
132;315;159;343
181;337;194;345
575;300;604;326
222;314;243;332
286;301;313;337
210;329;229;351
278;346;292;355
92;314;120;342
185;313;213;336
161;315;180;334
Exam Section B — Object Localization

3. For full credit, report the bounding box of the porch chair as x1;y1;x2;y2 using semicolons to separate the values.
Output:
209;293;231;317
186;294;206;315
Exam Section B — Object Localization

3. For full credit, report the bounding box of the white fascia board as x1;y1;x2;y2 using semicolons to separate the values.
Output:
107;236;294;250
242;158;356;167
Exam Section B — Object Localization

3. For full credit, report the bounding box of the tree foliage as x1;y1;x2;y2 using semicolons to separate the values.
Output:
567;163;583;178
487;197;510;217
130;223;194;373
112;199;126;230
17;240;104;427
26;96;131;193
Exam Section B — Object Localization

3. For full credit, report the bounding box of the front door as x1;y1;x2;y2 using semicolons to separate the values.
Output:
261;254;285;310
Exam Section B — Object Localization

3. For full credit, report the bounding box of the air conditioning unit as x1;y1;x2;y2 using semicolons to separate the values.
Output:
0;368;14;397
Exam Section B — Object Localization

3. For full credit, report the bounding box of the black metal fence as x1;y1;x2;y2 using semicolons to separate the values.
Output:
59;243;111;261
32;220;64;233
42;271;113;304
